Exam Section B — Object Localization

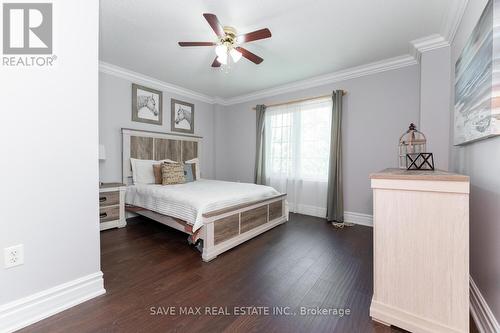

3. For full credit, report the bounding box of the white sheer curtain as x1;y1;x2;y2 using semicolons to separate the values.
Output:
264;97;332;217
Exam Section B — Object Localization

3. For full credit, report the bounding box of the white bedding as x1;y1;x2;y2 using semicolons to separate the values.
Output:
125;179;282;232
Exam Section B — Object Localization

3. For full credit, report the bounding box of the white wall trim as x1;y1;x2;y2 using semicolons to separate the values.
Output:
0;272;105;333
470;276;500;333
289;206;373;227
409;34;450;62
99;61;216;104
441;0;470;43
99;55;418;107
100;33;459;108
289;203;326;218
344;211;373;227
220;55;418;105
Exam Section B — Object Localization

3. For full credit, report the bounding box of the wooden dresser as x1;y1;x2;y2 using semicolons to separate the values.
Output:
99;183;126;231
369;169;469;333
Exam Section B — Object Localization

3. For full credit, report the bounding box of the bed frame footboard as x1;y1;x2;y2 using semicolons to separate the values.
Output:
201;194;288;262
126;194;288;262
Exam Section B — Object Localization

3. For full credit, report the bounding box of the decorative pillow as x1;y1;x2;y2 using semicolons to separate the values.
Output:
183;164;194;183
130;158;176;184
153;160;178;184
153;164;162;184
189;163;197;181
185;158;201;180
161;163;185;185
130;158;157;184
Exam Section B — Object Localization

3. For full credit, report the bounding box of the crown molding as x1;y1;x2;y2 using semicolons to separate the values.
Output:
99;55;418;107
99;61;216;104
212;96;227;105
441;0;469;43
100;35;457;106
409;34;450;61
219;55;418;105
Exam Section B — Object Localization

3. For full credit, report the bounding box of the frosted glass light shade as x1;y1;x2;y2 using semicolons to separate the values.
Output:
215;44;228;58
217;54;228;65
230;48;242;62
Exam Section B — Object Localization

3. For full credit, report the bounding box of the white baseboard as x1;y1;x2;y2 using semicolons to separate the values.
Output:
290;203;327;218
344;211;373;227
470;276;500;333
0;272;105;333
288;203;374;227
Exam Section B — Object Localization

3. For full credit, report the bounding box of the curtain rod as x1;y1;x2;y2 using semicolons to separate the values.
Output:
251;90;347;110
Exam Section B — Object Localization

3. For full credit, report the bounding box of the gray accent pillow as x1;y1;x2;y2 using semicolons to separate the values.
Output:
184;164;194;182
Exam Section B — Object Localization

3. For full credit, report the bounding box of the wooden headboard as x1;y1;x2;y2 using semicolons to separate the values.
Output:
121;128;202;184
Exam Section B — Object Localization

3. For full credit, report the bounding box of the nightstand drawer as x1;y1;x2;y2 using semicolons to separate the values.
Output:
100;206;120;222
99;191;119;207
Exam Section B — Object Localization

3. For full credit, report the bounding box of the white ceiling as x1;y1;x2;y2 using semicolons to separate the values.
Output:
100;0;454;99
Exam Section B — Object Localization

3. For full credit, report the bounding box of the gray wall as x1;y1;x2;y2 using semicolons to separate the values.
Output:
215;65;421;215
99;72;216;182
450;0;500;322
420;46;451;170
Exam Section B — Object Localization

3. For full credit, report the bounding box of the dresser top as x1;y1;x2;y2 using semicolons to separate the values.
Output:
370;168;469;182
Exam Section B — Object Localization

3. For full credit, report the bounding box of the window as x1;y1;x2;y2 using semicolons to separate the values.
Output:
265;97;332;182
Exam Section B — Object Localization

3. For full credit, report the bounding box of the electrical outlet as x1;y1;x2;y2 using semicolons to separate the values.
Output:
4;244;24;269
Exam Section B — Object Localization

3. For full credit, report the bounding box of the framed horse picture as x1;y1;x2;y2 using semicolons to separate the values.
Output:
132;84;163;125
171;99;195;134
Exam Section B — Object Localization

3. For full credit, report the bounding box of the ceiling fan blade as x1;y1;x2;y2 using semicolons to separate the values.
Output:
203;13;225;38
211;57;221;67
178;42;216;47
236;47;263;64
237;28;272;43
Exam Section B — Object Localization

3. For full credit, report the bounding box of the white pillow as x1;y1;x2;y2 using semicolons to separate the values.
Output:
185;158;201;180
130;158;176;184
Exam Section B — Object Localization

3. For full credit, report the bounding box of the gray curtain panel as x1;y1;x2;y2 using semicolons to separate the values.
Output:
254;104;266;184
326;90;344;222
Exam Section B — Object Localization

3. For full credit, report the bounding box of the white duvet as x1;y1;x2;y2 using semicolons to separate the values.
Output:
125;179;282;232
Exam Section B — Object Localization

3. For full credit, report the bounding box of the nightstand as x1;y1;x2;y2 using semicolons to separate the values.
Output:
99;183;126;231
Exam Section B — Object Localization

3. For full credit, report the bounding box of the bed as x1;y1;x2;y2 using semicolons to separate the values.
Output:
121;128;288;261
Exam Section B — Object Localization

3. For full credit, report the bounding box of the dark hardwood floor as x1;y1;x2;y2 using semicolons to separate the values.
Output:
21;214;440;333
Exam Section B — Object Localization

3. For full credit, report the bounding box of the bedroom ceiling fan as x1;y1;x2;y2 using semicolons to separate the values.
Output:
178;13;271;71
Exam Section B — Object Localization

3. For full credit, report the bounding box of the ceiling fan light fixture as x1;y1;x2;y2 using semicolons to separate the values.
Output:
178;13;271;68
215;44;228;58
217;54;228;65
230;48;242;63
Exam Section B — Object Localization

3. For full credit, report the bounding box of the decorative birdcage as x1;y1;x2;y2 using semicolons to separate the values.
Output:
398;123;426;169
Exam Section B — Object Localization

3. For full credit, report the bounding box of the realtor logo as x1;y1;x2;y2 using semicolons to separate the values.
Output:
3;3;53;54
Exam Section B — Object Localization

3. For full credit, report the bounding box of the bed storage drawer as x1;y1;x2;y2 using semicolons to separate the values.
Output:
214;214;239;245
99;191;120;207
100;206;120;223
